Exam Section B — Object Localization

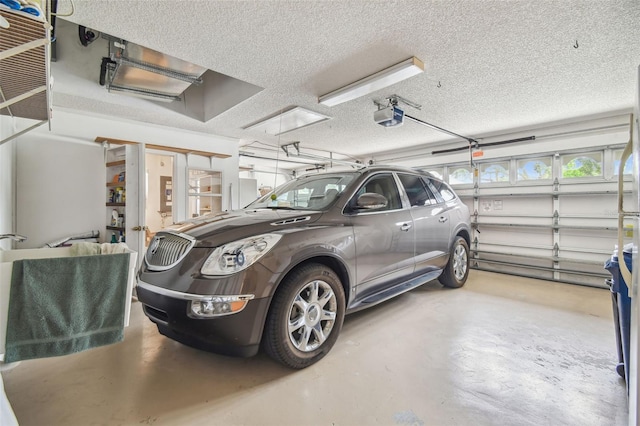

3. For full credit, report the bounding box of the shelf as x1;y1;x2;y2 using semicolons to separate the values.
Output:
105;146;129;243
0;7;52;145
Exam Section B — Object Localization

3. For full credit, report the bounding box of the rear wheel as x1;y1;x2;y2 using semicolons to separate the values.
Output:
263;263;345;369
439;236;469;288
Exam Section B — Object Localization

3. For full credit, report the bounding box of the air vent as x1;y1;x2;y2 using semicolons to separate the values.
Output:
271;216;311;226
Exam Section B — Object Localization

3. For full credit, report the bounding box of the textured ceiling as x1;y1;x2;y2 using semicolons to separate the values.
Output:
52;0;640;168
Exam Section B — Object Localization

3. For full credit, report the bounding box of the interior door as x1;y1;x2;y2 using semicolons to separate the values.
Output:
125;143;145;269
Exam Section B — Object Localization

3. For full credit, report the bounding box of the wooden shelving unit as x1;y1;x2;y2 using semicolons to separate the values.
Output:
106;147;127;242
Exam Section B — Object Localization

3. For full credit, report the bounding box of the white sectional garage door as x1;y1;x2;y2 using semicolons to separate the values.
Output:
432;146;631;288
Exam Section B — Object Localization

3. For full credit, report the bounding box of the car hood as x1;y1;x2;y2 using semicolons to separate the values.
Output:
161;208;323;246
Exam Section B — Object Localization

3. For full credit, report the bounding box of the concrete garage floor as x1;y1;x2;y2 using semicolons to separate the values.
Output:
1;270;628;425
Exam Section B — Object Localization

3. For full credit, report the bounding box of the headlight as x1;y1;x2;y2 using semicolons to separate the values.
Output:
189;295;254;318
201;234;282;276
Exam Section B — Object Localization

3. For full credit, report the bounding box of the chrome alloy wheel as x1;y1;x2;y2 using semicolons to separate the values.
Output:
287;280;337;352
453;242;468;281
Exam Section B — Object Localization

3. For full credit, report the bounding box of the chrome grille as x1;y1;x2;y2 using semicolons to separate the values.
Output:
145;232;196;271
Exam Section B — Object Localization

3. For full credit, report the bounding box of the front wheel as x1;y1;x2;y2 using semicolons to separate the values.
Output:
263;263;346;369
438;236;469;288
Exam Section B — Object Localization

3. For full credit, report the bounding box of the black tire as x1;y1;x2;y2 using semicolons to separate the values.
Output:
438;236;469;288
263;263;346;369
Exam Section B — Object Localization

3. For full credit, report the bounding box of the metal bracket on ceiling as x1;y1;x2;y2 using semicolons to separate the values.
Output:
374;94;422;111
281;142;300;157
389;94;422;110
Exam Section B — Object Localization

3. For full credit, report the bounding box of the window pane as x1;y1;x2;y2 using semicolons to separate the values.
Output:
356;174;402;211
425;178;456;202
517;157;552;181
427;168;444;180
249;173;357;210
449;166;473;185
614;149;633;176
398;174;436;206
561;152;602;178
480;162;509;183
440;184;455;201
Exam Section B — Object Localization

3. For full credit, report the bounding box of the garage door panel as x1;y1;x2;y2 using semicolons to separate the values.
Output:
558;229;617;253
475;227;554;247
477;195;552;217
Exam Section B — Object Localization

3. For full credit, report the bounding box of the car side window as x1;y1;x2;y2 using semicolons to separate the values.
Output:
398;173;438;206
353;173;402;211
425;178;456;202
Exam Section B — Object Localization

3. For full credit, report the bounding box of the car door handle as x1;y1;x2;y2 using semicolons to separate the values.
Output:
439;216;448;223
400;223;412;231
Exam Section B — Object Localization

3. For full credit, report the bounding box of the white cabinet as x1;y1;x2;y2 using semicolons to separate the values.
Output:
188;169;222;218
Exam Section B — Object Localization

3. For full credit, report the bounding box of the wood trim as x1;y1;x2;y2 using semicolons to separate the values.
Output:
95;136;232;159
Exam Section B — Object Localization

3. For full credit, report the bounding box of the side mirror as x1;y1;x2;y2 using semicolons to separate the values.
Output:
356;193;388;210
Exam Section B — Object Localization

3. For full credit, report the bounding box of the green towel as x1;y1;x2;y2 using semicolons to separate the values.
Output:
4;253;130;363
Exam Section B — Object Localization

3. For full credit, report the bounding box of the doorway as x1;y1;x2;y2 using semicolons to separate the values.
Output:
145;152;175;246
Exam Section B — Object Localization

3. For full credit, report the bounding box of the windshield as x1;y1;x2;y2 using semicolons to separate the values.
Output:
247;173;357;210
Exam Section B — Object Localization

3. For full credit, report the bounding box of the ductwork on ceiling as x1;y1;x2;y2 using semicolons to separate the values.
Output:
98;32;263;123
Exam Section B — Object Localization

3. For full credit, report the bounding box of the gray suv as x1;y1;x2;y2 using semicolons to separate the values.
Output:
137;166;471;369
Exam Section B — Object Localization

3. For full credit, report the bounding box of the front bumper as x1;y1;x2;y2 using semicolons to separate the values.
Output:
136;280;270;358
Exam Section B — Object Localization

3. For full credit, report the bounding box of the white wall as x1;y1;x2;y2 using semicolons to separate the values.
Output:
145;153;174;233
16;134;104;248
0;117;16;250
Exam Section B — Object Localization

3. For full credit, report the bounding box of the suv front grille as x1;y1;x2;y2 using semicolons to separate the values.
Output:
145;232;196;271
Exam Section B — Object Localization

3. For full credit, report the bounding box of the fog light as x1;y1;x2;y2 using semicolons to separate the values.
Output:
188;295;254;318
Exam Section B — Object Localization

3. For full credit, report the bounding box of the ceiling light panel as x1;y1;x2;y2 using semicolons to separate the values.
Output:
318;57;424;107
244;107;331;136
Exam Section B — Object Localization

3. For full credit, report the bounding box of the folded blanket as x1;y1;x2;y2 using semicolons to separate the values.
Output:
101;242;130;254
70;242;101;256
4;253;130;363
69;242;130;256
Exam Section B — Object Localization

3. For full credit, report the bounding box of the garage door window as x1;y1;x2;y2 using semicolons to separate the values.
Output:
561;152;602;178
449;166;473;185
517;157;552;181
480;162;509;184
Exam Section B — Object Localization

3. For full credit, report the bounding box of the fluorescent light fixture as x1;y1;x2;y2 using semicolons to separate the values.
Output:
318;57;424;107
244;107;331;136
